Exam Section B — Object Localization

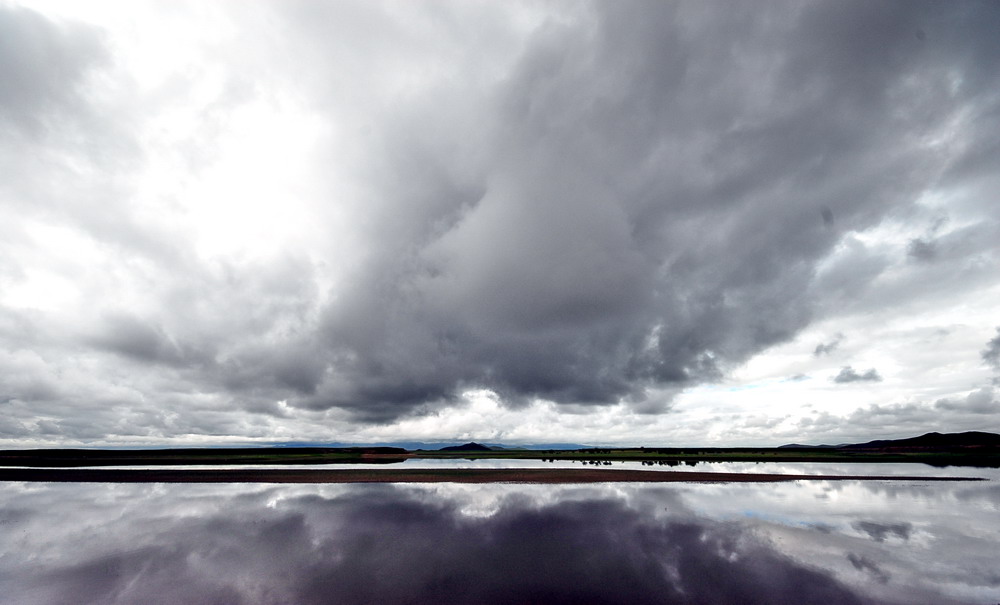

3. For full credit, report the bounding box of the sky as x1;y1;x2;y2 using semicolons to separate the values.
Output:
1;0;998;448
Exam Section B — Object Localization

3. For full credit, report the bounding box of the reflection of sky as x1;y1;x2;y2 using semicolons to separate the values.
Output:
1;475;998;604
8;458;999;479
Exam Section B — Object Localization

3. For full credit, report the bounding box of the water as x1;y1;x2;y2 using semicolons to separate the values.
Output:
11;457;998;477
1;463;998;604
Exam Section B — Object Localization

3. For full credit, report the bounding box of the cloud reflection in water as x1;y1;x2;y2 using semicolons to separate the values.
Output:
0;480;996;604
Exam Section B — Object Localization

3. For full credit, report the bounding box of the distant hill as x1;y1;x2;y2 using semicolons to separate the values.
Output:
840;431;1000;450
781;431;1000;451
437;442;495;452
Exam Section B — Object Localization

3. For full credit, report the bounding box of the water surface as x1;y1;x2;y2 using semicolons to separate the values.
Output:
11;457;999;477
1;464;998;604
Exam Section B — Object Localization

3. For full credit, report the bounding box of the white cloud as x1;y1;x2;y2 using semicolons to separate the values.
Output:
2;0;999;446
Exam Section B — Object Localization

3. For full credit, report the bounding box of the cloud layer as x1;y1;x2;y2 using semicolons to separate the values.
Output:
1;1;999;444
834;367;884;384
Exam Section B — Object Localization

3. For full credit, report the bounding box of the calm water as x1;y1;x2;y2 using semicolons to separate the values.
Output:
1;463;998;604
29;457;1000;476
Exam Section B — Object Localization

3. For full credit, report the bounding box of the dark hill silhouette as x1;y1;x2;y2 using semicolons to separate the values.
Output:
437;442;494;452
839;431;1000;450
781;431;1000;450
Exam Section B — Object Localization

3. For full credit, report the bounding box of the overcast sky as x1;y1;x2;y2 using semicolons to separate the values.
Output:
2;0;998;447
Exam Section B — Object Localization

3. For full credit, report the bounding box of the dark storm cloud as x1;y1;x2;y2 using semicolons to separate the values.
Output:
907;215;997;267
982;328;1000;371
3;0;1000;436
934;387;996;414
834;366;883;384
281;0;1000;420
815;334;844;357
6;486;881;605
821;207;835;228
86;312;187;366
906;238;937;262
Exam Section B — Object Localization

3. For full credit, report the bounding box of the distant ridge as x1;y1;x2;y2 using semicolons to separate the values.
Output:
841;431;1000;450
437;442;494;452
780;431;1000;450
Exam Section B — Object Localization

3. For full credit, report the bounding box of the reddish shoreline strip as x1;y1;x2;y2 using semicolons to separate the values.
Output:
0;468;985;484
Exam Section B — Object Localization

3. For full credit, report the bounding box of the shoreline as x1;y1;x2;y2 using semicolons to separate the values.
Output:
0;468;986;484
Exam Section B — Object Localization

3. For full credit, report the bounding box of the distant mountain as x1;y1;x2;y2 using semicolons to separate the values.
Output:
780;431;1000;450
839;431;1000;450
437;442;494;452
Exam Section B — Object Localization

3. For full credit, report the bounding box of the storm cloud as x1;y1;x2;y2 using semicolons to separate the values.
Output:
834;367;884;384
281;0;1000;419
1;0;1000;443
983;328;1000;371
934;387;996;414
815;335;844;357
